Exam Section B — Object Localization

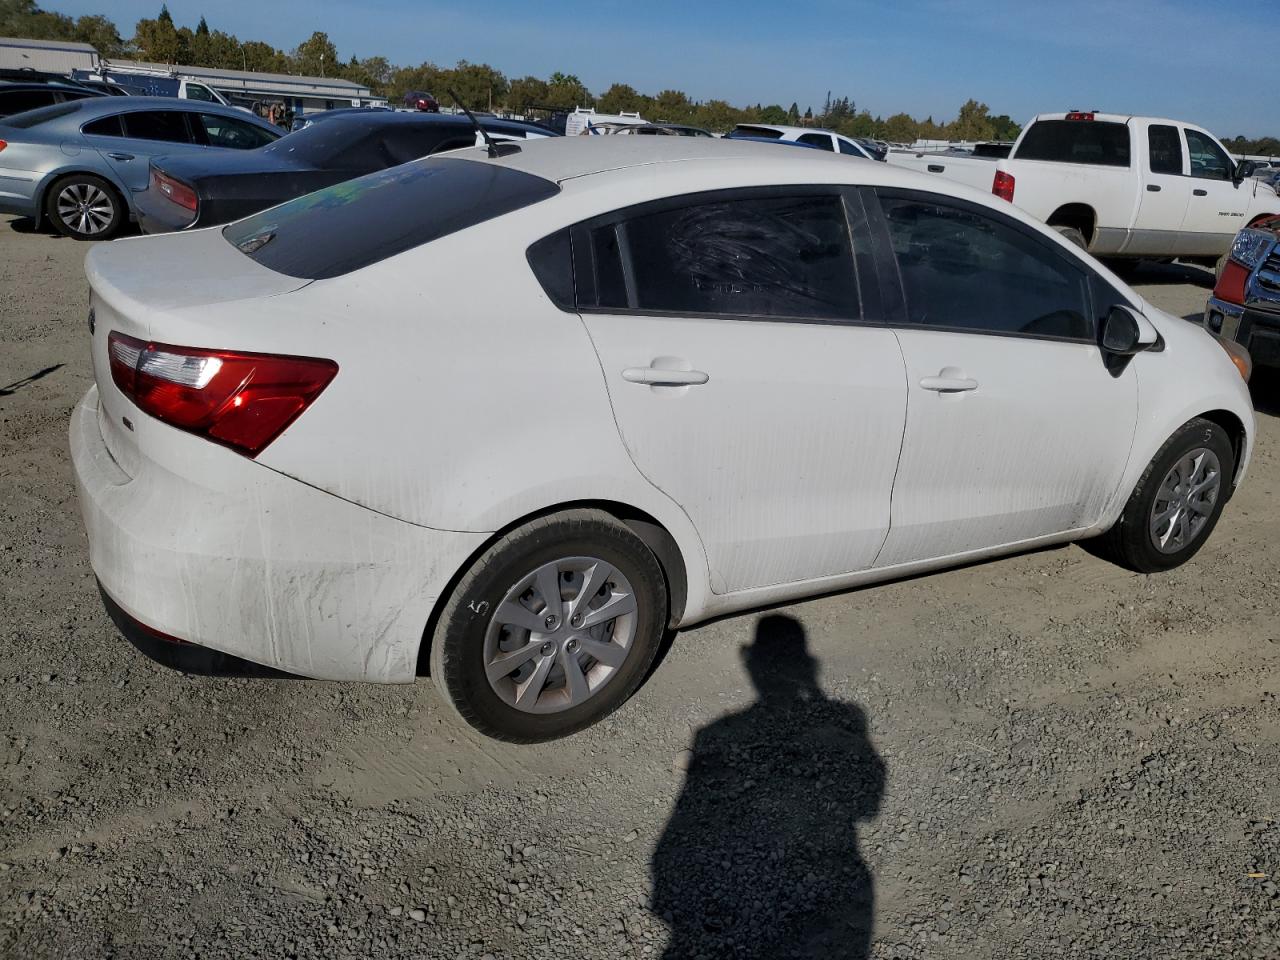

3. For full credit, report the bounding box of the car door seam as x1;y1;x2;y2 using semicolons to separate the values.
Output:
870;327;911;568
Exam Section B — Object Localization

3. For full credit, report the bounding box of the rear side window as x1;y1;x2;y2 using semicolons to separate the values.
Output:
579;193;861;321
1148;124;1183;175
197;113;277;149
0;101;81;127
1014;119;1131;168
797;133;834;151
122;110;194;143
0;88;57;115
83;115;124;137
880;192;1091;340
224;157;559;280
729;126;783;140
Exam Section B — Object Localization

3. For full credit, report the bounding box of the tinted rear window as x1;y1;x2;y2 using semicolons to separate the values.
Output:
224;157;559;280
0;100;81;127
1014;119;1131;167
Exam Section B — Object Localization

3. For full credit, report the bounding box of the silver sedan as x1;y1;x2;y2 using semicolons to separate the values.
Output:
0;96;280;240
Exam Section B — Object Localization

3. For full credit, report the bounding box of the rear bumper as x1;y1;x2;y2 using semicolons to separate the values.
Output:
70;386;488;682
132;191;195;235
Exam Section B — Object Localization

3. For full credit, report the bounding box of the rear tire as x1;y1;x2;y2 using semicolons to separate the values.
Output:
1053;225;1087;250
1093;418;1234;573
429;509;668;743
44;173;124;240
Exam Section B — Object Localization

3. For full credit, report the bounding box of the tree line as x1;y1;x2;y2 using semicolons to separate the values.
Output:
4;1;1277;151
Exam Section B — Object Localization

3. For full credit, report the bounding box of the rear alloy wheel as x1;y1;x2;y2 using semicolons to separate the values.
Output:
45;174;123;240
429;510;668;742
1094;418;1234;572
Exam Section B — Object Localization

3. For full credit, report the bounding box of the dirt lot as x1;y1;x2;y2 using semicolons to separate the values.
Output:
2;218;1279;960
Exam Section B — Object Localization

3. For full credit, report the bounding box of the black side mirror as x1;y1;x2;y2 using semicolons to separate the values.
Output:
1101;305;1142;355
1235;159;1257;183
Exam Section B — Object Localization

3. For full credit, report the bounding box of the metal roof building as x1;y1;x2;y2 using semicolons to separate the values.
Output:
103;59;384;113
0;36;100;73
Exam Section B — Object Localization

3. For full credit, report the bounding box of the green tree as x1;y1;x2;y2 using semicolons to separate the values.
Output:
240;39;288;72
447;60;508;111
545;71;592;110
507;75;549;111
787;102;799;123
195;15;208;36
74;14;126;58
693;98;736;132
947;99;995;141
759;104;787;124
988;113;1021;141
882;112;918;144
292;30;339;77
597;82;644;114
133;10;186;63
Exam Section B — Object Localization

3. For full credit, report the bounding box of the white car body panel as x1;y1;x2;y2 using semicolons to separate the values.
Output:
71;137;1257;683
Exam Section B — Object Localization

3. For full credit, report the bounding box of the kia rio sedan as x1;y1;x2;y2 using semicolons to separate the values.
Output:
72;137;1255;742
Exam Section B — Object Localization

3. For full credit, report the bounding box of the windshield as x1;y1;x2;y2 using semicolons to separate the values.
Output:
1;101;82;128
223;156;559;280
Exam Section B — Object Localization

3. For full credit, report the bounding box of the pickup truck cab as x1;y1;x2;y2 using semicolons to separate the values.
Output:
888;112;1280;261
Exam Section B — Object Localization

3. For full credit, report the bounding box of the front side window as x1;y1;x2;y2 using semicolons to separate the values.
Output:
1184;129;1232;181
797;133;834;152
198;113;277;149
1148;124;1183;175
122;110;194;144
1014;119;1131;168
581;193;860;321
880;193;1091;340
837;138;863;157
184;84;217;102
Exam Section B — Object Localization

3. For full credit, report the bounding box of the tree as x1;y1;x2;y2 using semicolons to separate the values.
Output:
74;14;126;58
292;30;339;77
652;89;692;123
759;104;787;124
988;113;1021;141
133;10;186;63
446;60;508;111
882;112;918;144
545;71;592;110
507;75;549;112
597;82;644;115
787;103;799;123
195;15;208;36
157;4;172;25
947;99;995;141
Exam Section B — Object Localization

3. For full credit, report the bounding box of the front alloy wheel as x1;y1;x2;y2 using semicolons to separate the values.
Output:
45;174;123;240
430;510;667;742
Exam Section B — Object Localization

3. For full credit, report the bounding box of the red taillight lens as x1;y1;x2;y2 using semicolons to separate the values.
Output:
1213;260;1250;306
0;139;7;152
1065;111;1095;121
151;168;198;212
107;332;337;457
992;170;1015;202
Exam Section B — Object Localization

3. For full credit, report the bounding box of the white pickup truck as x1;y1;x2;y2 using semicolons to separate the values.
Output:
888;111;1280;263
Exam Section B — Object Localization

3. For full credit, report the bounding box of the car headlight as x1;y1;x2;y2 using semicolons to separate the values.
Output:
1229;228;1274;270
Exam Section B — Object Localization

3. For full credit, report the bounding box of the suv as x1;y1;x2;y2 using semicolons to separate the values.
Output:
726;123;883;160
0;80;103;118
403;90;439;112
1205;217;1280;369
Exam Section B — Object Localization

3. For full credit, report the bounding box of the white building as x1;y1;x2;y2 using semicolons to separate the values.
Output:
0;36;100;73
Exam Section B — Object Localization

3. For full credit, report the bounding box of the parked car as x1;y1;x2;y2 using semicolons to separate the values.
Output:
73;137;1254;743
726;123;883;160
619;122;714;138
403;90;439;112
0;79;104;118
1204;216;1280;369
887;111;1280;261
134;111;554;234
288;105;392;132
0;97;281;239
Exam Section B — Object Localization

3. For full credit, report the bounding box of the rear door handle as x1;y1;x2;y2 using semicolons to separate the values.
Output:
622;367;709;386
927;164;945;173
1193;188;1208;196
107;152;135;161
920;375;978;393
1146;184;1161;192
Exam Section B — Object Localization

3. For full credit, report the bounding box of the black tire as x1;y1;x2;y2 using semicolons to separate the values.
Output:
43;173;124;240
429;509;668;743
1093;418;1234;573
1054;225;1088;250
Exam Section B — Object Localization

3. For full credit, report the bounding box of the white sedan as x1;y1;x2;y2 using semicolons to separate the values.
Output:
72;137;1255;742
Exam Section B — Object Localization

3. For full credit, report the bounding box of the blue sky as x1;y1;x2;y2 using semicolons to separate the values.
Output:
55;0;1277;137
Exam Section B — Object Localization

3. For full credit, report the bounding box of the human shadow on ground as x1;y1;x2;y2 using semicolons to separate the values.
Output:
651;614;885;959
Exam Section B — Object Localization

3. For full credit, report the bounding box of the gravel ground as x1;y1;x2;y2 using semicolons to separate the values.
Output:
2;217;1279;960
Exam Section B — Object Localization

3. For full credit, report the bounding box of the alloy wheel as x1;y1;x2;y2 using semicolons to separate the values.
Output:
56;182;116;236
1149;447;1221;554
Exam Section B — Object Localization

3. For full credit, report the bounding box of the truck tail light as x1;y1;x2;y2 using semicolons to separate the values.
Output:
107;332;337;457
1065;112;1096;121
151;167;198;213
1213;260;1250;306
992;170;1015;202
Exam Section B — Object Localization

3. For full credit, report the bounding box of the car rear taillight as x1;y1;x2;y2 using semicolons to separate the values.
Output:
992;170;1015;202
1213;260;1251;306
151;168;197;212
0;140;7;152
107;332;337;457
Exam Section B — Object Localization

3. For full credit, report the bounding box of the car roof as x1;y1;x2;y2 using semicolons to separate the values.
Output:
734;123;844;137
47;95;260;118
0;80;102;94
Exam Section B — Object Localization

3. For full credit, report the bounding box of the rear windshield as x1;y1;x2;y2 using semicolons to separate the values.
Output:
224;156;560;280
729;126;784;140
1;101;82;128
1014;119;1131;167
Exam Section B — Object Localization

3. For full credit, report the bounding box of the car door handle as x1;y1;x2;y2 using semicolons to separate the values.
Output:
920;375;978;393
927;164;945;173
1146;184;1161;192
107;152;135;161
1193;188;1208;196
621;367;709;386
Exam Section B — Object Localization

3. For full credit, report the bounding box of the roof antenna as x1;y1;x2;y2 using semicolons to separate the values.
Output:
448;88;520;158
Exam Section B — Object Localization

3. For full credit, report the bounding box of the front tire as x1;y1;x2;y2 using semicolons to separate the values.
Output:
429;509;668;743
1095;418;1234;573
44;174;124;240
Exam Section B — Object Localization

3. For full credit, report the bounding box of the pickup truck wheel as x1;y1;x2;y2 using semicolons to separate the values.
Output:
1092;418;1233;573
1053;226;1087;250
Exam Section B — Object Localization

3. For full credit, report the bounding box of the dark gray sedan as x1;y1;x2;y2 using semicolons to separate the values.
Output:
0;96;279;239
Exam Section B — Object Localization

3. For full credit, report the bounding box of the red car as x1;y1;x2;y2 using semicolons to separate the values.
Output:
402;90;439;112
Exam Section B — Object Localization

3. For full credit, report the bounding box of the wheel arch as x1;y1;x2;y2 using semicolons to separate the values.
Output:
415;499;690;676
1199;407;1249;486
1046;203;1098;245
37;167;132;229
